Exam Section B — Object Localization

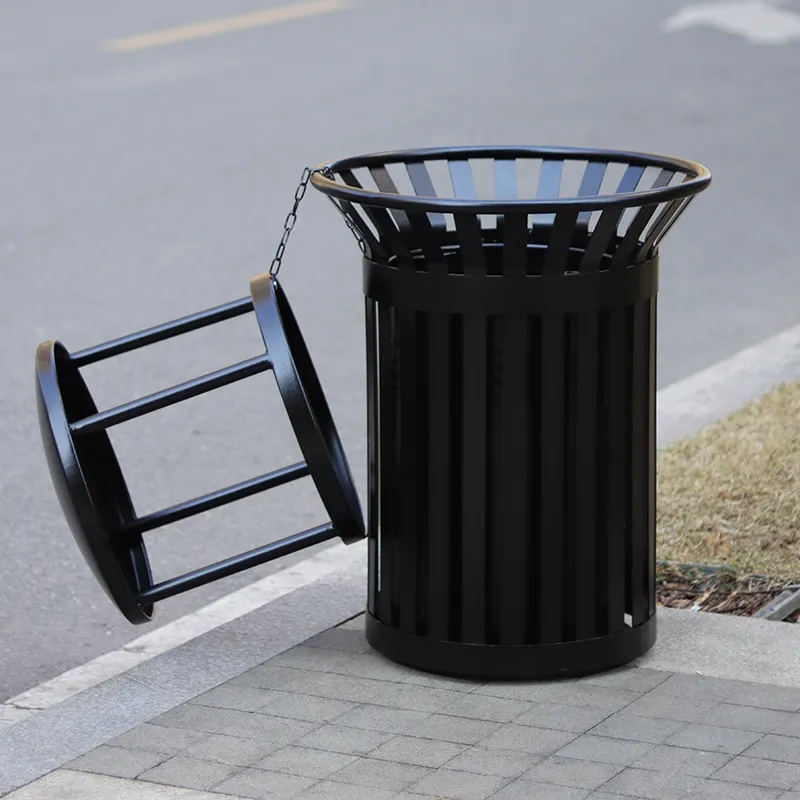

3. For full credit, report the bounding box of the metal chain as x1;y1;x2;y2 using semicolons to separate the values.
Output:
269;166;366;279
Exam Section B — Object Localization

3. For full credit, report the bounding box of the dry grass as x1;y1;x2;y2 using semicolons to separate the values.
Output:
657;379;800;580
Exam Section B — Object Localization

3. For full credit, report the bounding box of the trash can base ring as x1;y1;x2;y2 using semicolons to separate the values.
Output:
365;612;656;680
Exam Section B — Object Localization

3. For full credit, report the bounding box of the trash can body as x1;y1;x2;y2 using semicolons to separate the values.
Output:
363;248;658;679
313;147;710;679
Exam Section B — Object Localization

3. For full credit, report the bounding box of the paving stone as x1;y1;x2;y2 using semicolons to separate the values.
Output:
588;793;648;800
108;723;209;755
601;766;702;799
183;733;281;767
689;779;784;799
137;755;239;790
650;674;739;703
391;794;432;800
409;713;502;744
665;723;764;755
624;694;717;724
367;682;472;713
515;702;615;733
333;652;437;684
437;692;533;723
328;757;431;790
2;772;226;800
153;702;313;740
304;627;372;654
241;717;317;746
152;703;257;734
490;779;589;799
773;714;800;738
189;685;277;712
297;723;394;755
338;653;476;693
474;681;573;703
67;745;165;779
631;743;732;777
232;665;320;691
704;704;796;734
408;767;511;799
256;746;358;778
388;670;480;693
523;755;624;790
297;780;396;799
743;734;800;764
268;645;360;672
337;615;365;630
482;723;577;755
578;668;672;694
444;746;544;778
334;705;430;734
370;735;466;767
550;686;642;713
257;691;355;723
713;755;800;790
212;767;316;799
589;713;686;743
267;671;387;704
723;685;800;713
555;734;654;766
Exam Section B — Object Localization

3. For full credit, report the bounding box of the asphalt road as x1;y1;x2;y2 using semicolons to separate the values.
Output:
2;0;799;701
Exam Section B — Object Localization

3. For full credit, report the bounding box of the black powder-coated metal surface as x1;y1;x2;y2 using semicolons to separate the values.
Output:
313;146;710;679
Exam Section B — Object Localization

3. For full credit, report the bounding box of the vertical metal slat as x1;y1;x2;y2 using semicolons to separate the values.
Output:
629;300;648;626
407;161;447;231
497;211;529;644
647;298;657;619
366;298;379;616
605;307;628;634
397;305;419;633
377;303;397;625
455;211;488;644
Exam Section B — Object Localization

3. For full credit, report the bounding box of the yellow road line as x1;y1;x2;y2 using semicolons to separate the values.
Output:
102;0;353;53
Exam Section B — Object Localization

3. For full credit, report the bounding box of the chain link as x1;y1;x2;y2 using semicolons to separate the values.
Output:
269;166;367;279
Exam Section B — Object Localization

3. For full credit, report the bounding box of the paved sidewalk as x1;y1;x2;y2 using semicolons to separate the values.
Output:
8;612;800;800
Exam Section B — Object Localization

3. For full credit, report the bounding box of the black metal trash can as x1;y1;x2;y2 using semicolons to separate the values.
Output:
312;146;710;679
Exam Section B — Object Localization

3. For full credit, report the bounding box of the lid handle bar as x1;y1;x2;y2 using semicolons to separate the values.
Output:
136;522;338;604
119;461;310;537
69;354;271;436
70;297;254;368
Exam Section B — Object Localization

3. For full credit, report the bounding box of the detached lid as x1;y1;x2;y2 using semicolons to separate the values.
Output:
36;276;363;624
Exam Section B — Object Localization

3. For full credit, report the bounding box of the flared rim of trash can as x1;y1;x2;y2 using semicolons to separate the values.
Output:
311;145;711;214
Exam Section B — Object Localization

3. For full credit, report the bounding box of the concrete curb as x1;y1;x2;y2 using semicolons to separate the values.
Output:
0;563;366;795
657;321;800;447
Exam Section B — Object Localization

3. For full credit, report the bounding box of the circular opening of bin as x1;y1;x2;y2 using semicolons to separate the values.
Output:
311;146;711;214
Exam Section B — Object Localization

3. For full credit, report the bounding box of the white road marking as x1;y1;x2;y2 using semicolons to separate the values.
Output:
663;1;800;44
2;321;799;732
0;540;365;731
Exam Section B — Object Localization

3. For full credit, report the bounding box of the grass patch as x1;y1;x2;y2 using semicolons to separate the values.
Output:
657;379;800;580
